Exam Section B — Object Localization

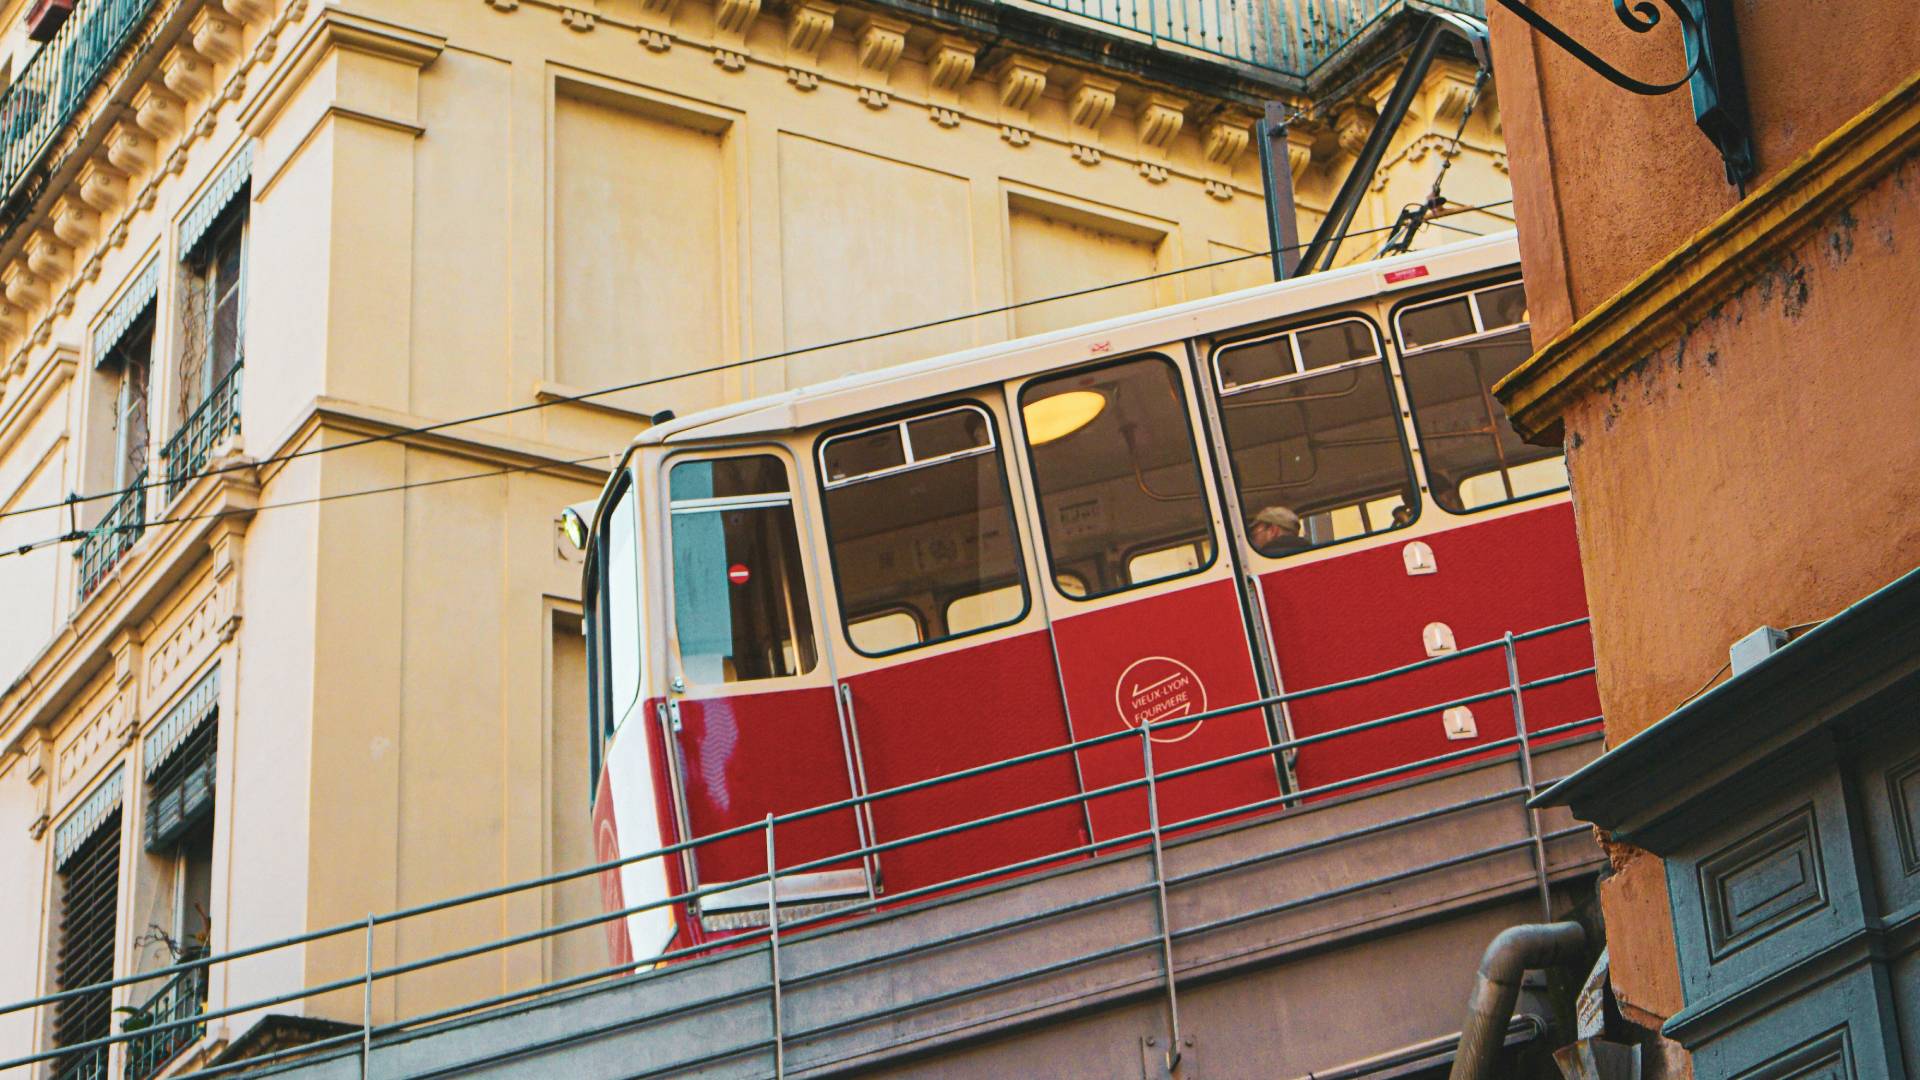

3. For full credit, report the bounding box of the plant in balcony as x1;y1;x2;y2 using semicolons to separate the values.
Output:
25;0;75;42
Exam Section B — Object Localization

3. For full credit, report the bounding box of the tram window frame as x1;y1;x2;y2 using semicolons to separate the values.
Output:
1208;314;1423;560
816;401;1033;658
1390;279;1568;517
1018;353;1221;603
664;452;820;686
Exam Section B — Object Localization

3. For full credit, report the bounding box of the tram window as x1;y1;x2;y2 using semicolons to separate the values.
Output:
946;584;1023;635
605;477;642;719
669;456;817;684
1396;284;1566;514
1126;542;1204;584
847;609;923;653
820;405;1029;655
1021;355;1216;599
1213;318;1416;558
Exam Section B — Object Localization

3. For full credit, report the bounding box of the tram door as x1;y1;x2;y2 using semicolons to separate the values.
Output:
1011;354;1281;843
1204;297;1596;798
659;451;869;919
814;403;1088;897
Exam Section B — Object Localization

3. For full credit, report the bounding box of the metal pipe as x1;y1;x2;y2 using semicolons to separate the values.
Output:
1297;17;1448;274
1447;922;1587;1080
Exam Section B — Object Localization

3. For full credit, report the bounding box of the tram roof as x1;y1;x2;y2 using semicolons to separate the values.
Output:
639;230;1519;448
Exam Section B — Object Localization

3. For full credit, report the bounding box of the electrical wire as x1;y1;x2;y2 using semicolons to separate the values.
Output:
1670;615;1834;711
6;453;607;559
0;200;1514;528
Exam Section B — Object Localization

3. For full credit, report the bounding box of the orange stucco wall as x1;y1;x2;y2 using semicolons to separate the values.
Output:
1494;1;1918;344
1487;0;1920;1034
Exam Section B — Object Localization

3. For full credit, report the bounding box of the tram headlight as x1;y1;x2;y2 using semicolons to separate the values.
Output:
560;506;590;551
1023;390;1106;445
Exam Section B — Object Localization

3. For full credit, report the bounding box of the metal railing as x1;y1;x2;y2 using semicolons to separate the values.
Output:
0;618;1601;1079
159;364;241;506
51;1045;108;1080
0;0;158;203
74;466;145;601
1006;0;1485;79
123;956;209;1080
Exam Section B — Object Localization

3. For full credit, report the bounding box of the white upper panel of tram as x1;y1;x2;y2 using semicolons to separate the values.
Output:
639;230;1521;448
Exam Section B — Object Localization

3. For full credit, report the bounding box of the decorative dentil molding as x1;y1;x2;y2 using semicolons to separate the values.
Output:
146;574;237;709
1202;113;1251;201
1065;73;1117;164
636;0;679;51
996;53;1047;147
926;35;975;128
1134;91;1185;182
784;0;835;91
854;15;908;108
711;0;761;71
560;6;597;31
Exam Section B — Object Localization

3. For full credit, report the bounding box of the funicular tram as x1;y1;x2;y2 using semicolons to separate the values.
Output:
578;231;1598;965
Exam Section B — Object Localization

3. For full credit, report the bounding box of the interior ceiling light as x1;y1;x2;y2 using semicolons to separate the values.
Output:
1023;390;1106;445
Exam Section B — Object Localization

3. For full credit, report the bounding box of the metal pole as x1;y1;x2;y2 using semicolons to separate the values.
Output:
361;913;374;1080
1503;633;1553;922
765;813;785;1080
1140;725;1183;1071
1255;101;1303;281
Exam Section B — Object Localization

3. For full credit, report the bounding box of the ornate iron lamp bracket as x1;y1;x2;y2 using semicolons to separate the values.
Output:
1492;0;1754;185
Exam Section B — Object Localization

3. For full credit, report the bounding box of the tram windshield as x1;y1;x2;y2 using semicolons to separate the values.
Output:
1021;355;1216;598
1396;283;1568;513
1213;318;1416;555
668;455;817;683
820;405;1029;655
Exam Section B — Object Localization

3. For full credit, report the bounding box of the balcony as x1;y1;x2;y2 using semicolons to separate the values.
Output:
51;1046;107;1080
158;363;240;506
1006;0;1485;78
73;465;144;602
122;955;207;1080
0;0;160;204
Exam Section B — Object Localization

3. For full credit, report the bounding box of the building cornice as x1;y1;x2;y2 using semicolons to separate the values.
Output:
238;5;447;136
1495;67;1920;441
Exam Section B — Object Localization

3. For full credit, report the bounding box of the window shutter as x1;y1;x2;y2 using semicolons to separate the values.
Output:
54;803;122;1066
145;666;219;851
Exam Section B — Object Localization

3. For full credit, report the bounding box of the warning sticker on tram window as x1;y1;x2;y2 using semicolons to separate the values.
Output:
1384;265;1430;284
727;564;751;586
1114;657;1208;743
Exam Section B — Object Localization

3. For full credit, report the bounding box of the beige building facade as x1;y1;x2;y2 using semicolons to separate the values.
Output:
0;0;1511;1073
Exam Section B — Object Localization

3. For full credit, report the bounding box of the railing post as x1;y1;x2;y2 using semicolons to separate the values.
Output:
1503;632;1553;922
765;813;785;1080
1139;724;1183;1072
361;913;374;1080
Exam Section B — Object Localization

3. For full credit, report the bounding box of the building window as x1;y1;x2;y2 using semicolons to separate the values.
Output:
669;455;816;683
1020;356;1215;598
1213;317;1417;556
51;786;123;1080
179;208;245;421
106;314;154;488
819;404;1028;655
1395;283;1568;514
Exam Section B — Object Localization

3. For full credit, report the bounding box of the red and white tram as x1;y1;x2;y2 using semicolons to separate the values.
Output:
578;231;1596;964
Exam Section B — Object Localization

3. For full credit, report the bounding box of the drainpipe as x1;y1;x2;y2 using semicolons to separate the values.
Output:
1448;922;1588;1080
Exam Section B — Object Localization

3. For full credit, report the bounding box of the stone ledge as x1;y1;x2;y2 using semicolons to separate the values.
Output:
1494;67;1920;442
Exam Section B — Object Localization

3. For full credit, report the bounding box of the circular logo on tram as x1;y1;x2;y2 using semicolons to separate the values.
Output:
1114;657;1208;744
596;817;624;912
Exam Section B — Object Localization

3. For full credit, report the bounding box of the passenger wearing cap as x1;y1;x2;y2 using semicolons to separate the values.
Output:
1249;506;1312;555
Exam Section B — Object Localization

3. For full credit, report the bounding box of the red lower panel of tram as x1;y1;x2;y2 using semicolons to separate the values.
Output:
1052;578;1281;842
1262;502;1599;798
670;686;867;889
843;630;1088;897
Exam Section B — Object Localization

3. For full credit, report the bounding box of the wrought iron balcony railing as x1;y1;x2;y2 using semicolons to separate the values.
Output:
123;954;208;1080
51;1045;107;1080
74;465;144;602
158;363;241;506
0;0;159;203
1008;0;1485;78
